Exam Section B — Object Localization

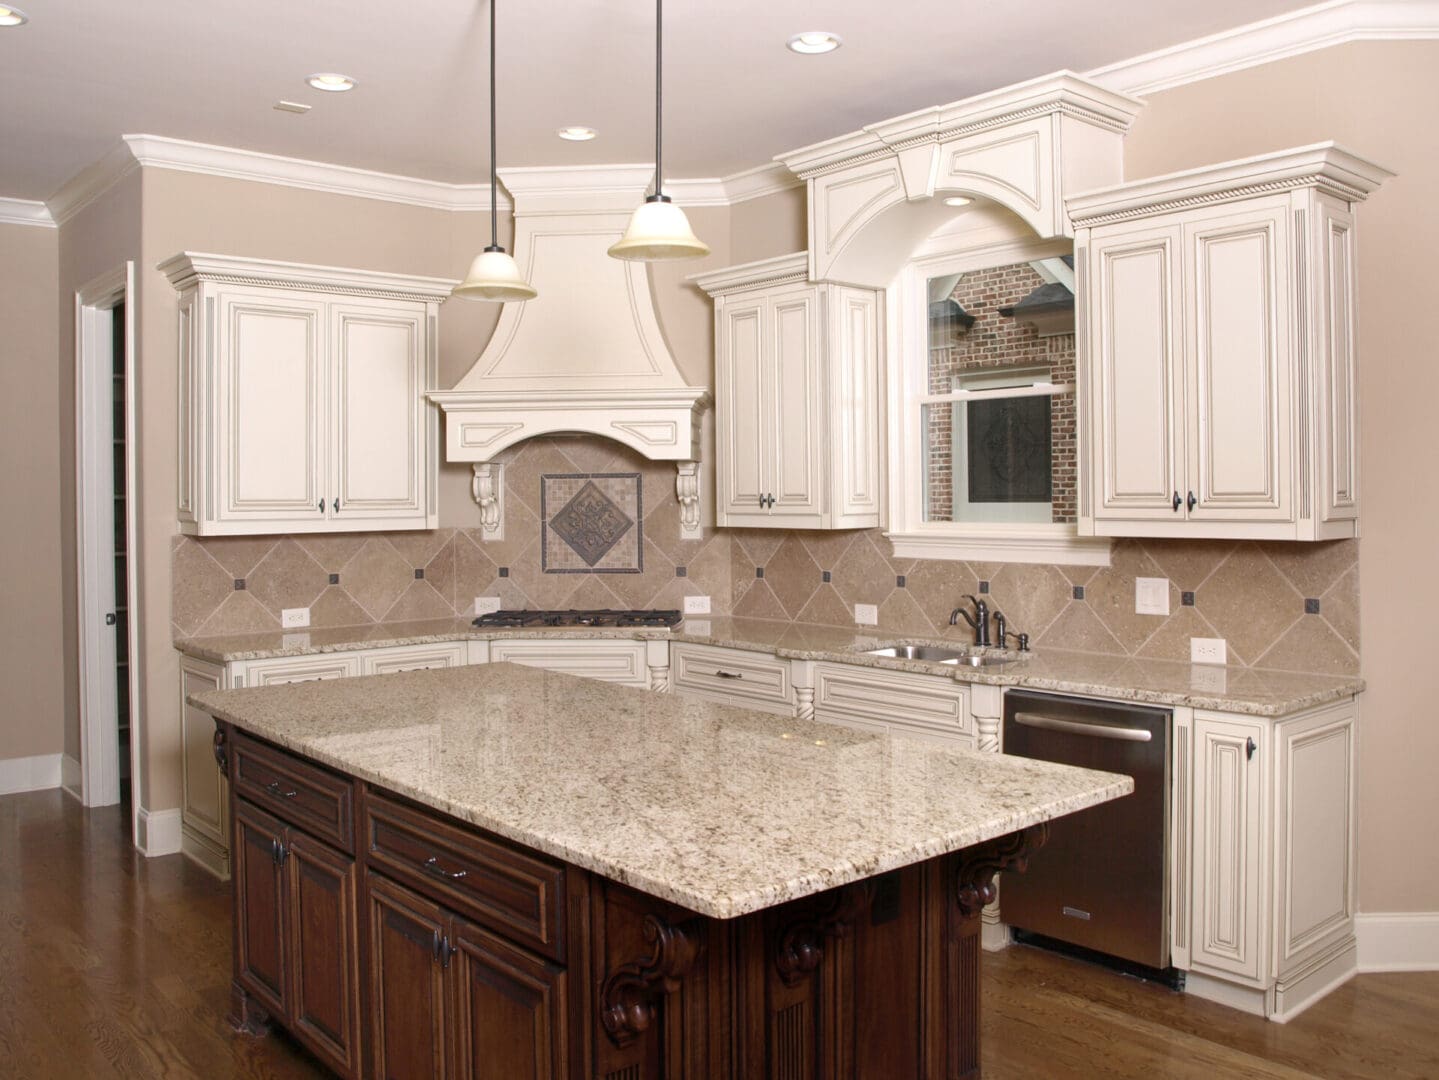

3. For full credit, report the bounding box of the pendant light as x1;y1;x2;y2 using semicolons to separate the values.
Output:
453;0;537;301
608;0;710;262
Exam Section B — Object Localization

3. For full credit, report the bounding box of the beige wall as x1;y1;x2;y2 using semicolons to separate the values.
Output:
729;188;807;264
0;222;63;762
1123;40;1439;912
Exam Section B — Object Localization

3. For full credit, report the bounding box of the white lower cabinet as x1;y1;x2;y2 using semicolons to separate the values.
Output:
180;656;231;878
669;642;796;715
484;638;667;690
360;642;468;675
812;662;974;749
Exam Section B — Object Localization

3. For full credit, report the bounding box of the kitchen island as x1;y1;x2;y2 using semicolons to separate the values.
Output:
191;662;1130;1079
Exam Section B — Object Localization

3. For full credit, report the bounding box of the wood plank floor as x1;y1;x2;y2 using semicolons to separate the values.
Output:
2;790;1436;1078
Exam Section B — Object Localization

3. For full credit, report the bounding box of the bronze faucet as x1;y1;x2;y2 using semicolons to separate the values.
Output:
949;594;991;647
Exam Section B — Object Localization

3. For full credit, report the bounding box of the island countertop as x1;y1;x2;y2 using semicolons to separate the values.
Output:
190;661;1131;919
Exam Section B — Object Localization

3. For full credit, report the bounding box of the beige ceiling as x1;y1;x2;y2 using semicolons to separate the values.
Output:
0;0;1317;201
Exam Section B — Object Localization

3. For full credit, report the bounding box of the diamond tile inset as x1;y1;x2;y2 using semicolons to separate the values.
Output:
542;474;641;573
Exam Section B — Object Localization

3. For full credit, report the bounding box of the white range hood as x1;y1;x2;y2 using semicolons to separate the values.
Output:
430;165;709;538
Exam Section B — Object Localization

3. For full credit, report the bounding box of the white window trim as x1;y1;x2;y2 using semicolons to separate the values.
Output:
885;235;1112;567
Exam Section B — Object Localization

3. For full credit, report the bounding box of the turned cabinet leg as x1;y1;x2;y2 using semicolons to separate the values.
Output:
228;981;272;1036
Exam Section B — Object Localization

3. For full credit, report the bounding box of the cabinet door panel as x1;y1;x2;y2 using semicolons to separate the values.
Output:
331;301;425;521
368;874;452;1079
1089;226;1184;518
451;917;568;1080
216;289;326;521
1185;203;1291;520
717;298;767;519
233;800;289;1017
286;831;361;1075
771;288;823;519
181;662;227;870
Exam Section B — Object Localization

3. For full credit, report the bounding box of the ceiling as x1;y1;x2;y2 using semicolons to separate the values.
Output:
0;0;1319;202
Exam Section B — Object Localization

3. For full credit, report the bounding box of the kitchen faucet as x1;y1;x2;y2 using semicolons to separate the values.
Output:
949;594;991;647
993;610;1030;652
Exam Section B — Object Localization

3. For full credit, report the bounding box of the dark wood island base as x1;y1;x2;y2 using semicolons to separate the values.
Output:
217;723;1048;1079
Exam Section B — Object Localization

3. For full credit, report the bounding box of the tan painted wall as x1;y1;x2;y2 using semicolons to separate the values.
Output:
729;188;807;264
0;222;64;762
1122;40;1439;912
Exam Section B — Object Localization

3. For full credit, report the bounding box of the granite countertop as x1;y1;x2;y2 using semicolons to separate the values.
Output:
190;663;1131;919
176;615;1364;718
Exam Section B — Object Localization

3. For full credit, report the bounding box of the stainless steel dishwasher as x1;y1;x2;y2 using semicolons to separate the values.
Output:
1001;689;1171;971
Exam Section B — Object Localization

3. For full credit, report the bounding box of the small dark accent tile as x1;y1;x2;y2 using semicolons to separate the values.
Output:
413;568;424;580
675;566;687;578
822;570;832;583
756;567;765;579
328;573;340;585
1181;591;1196;607
978;580;990;595
896;575;907;588
1072;585;1085;601
498;567;509;578
233;578;245;591
1305;598;1321;614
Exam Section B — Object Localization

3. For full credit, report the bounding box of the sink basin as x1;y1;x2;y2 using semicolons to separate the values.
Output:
946;653;1012;668
864;645;968;663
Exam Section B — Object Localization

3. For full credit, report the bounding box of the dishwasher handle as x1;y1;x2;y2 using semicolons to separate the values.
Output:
1013;712;1153;743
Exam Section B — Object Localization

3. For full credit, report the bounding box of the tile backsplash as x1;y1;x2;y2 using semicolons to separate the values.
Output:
173;436;1359;676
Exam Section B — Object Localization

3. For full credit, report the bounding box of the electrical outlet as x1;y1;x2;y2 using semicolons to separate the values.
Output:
1135;577;1170;616
683;595;711;614
854;603;878;626
281;607;310;628
282;631;311;649
1191;637;1227;665
473;596;502;615
1189;663;1227;694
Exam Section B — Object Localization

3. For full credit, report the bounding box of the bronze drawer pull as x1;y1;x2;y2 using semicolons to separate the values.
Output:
265;779;299;798
714;670;743;679
423;856;468;881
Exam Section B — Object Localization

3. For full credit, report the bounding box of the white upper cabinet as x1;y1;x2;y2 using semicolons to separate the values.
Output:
162;254;453;535
694;254;881;529
1071;144;1391;541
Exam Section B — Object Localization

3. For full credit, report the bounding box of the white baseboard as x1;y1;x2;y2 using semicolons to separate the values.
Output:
1356;912;1439;972
61;754;83;802
0;753;62;795
136;806;183;857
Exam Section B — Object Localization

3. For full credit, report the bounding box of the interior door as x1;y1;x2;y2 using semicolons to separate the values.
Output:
769;284;823;522
716;295;768;520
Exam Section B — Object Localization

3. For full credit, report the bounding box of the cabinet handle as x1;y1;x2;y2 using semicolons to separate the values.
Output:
1171;491;1182;513
767;494;776;508
317;498;324;512
270;837;288;864
434;934;457;969
1187;490;1197;512
1246;736;1257;761
332;497;340;513
265;780;298;799
714;669;744;680
422;855;468;881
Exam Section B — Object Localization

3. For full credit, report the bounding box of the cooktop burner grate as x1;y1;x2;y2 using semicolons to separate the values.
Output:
472;608;682;629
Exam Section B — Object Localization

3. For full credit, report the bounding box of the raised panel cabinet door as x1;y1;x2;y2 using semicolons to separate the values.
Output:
180;662;227;870
450;916;568;1080
1183;201;1292;522
285;831;361;1076
330;300;428;523
233;800;290;1018
716;296;769;521
827;286;881;526
1087;224;1185;520
1314;196;1359;527
1191;715;1266;982
367;873;453;1080
770;285;824;523
214;287;327;525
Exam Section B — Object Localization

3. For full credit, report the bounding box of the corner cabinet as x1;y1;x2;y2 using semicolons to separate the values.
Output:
1070;144;1392;541
692;254;882;529
160;253;455;535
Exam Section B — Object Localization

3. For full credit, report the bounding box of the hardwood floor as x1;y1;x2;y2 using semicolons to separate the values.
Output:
2;789;1436;1079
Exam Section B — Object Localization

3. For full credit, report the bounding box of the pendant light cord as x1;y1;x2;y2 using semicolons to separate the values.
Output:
488;0;500;251
653;0;664;201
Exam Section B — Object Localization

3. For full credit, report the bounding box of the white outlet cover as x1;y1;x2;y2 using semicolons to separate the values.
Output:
281;607;310;628
683;595;711;614
854;603;879;626
473;596;502;615
1135;577;1170;616
1191;637;1227;665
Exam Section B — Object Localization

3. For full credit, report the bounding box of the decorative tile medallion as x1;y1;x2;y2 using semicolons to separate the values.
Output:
541;473;643;573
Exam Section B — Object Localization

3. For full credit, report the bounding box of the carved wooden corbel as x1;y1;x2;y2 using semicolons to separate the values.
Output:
774;879;877;987
675;462;701;540
471;463;504;541
954;823;1049;918
600;915;703;1047
212;724;229;773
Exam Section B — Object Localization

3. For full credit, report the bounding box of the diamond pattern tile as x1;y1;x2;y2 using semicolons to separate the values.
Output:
543;475;640;572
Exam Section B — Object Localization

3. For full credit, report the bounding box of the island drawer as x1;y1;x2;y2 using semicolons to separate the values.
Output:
231;732;356;853
362;791;567;962
670;642;794;715
814;663;972;742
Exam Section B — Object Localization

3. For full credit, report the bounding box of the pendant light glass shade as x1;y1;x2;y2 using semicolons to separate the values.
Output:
453;0;536;302
608;195;710;261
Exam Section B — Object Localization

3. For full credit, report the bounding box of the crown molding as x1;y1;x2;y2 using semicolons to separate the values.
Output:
1086;0;1439;96
0;197;55;228
689;252;809;296
47;139;139;226
157;251;457;301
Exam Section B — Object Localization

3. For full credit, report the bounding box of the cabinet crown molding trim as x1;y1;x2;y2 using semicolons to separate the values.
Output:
0;197;56;228
158;251;457;302
690;252;810;296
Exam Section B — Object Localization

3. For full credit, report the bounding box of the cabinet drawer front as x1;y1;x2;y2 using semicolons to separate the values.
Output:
489;639;649;687
364;792;567;962
671;642;793;710
814;663;971;738
236;654;362;686
361;642;468;676
232;732;356;853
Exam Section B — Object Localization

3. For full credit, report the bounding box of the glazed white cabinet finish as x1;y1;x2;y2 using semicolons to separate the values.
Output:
1072;145;1391;541
162;253;450;536
695;254;881;530
813;662;973;749
669;641;796;716
180;656;231;878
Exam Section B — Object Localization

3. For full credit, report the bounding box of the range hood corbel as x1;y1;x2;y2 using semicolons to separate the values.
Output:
430;165;711;539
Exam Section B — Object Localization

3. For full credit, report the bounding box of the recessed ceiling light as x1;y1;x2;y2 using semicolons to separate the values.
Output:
557;126;598;142
307;72;357;93
944;195;973;207
0;6;30;27
787;31;842;55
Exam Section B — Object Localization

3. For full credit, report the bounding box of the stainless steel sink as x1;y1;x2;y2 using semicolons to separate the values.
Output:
946;653;1012;667
863;645;968;663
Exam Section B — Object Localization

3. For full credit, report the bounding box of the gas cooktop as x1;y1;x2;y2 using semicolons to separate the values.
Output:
472;609;683;629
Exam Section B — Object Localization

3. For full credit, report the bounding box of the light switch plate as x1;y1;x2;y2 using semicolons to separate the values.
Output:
1191;637;1227;665
281;607;310;628
473;596;502;615
1135;577;1170;616
854;603;879;626
683;595;711;614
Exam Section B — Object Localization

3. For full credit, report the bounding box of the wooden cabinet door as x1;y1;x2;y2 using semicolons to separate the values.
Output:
1086;223;1185;522
368;874;452;1079
329;299;428;525
715;294;769;521
769;285;824;524
285;831;361;1076
1183;200;1293;523
213;287;327;526
450;916;568;1080
233;800;290;1018
1191;715;1267;982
